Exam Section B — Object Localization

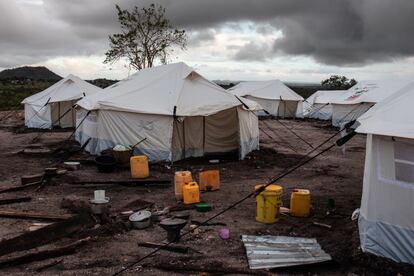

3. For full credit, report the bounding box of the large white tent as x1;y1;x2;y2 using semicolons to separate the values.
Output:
228;80;304;118
356;81;414;265
330;80;414;127
22;74;102;129
75;62;261;162
303;90;348;120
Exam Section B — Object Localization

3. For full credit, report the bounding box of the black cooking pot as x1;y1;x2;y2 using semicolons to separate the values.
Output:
95;155;116;173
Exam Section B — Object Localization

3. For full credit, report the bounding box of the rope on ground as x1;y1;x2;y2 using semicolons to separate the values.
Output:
260;122;298;153
266;119;356;183
112;129;358;276
274;119;315;149
260;119;299;153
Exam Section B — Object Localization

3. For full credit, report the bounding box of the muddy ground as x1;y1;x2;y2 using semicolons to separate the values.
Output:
0;110;413;275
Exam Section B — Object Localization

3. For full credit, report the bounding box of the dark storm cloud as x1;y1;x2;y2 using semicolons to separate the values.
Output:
233;42;270;61
188;29;216;47
0;0;108;67
1;0;414;67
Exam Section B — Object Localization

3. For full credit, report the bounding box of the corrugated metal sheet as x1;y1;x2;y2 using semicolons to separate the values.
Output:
241;235;331;269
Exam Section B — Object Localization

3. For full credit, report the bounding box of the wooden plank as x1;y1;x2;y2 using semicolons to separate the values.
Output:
0;237;90;269
21;173;44;185
0;182;40;194
0;214;94;257
0;210;72;221
0;196;32;205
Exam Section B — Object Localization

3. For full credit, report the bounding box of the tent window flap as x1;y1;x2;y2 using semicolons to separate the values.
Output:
394;141;414;183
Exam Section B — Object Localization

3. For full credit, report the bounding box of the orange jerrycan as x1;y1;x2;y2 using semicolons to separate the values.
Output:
290;189;310;217
199;170;220;191
183;182;200;204
130;155;149;178
174;171;193;201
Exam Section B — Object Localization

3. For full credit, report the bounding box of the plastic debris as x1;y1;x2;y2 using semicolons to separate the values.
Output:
218;228;230;240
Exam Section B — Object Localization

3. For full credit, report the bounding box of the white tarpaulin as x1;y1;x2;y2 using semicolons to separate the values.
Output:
331;102;373;127
22;74;102;129
76;62;260;161
228;80;304;118
303;90;348;120
356;82;414;265
330;79;414;127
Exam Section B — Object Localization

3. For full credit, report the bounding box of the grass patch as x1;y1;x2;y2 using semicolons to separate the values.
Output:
0;81;54;110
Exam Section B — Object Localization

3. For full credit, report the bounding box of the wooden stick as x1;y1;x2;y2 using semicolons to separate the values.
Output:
0;196;32;205
29;223;53;232
0;210;72;221
0;237;90;269
35;258;63;272
0;182;40;194
313;222;332;229
138;242;189;254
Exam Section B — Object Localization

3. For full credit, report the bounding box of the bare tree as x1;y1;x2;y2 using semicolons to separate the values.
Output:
104;4;187;70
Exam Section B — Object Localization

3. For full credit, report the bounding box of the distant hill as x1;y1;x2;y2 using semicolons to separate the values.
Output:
87;78;118;89
286;83;324;99
0;66;62;81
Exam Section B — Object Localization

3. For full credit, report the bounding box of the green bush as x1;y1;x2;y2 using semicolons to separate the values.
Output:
0;81;53;110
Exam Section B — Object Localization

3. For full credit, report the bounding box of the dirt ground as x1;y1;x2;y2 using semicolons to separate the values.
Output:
0;110;413;275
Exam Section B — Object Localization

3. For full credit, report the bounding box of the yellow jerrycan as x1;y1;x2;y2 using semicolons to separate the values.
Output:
174;171;193;201
290;189;311;217
255;184;283;224
183;182;200;204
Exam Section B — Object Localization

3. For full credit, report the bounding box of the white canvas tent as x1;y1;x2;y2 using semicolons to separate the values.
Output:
330;79;414;127
356;81;414;265
75;62;261;162
303;90;348;120
228;80;304;118
22;74;102;129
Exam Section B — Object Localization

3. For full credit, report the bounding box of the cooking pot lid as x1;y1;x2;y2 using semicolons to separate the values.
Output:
129;210;152;222
160;218;187;226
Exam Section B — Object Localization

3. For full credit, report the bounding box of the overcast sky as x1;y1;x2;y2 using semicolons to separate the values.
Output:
1;0;414;82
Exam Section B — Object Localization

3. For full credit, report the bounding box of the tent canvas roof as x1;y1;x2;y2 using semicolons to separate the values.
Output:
356;81;414;139
21;74;102;106
228;80;304;101
306;90;348;105
77;62;260;116
330;79;414;105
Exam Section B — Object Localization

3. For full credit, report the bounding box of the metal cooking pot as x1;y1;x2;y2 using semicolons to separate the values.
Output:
129;210;152;229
